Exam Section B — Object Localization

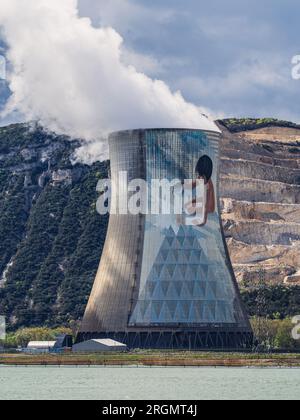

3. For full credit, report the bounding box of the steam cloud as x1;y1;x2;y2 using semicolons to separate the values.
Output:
0;0;219;163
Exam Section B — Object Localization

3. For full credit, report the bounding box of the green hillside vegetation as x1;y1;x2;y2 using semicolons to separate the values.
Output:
0;124;109;330
2;327;73;349
242;286;300;320
0;164;109;329
219;118;300;133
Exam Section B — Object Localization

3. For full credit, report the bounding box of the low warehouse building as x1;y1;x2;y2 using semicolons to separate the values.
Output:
73;339;127;353
26;341;56;354
25;335;73;354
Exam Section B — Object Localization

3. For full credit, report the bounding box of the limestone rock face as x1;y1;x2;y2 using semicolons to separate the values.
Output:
51;169;73;186
284;272;300;285
219;125;300;286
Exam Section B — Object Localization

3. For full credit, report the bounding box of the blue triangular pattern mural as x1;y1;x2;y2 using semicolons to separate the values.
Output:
130;226;236;324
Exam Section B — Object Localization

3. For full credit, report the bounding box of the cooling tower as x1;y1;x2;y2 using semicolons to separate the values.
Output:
78;128;253;349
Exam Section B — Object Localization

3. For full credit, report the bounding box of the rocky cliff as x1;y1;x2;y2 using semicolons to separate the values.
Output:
219;122;300;288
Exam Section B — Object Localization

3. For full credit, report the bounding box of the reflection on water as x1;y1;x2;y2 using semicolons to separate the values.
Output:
0;367;300;400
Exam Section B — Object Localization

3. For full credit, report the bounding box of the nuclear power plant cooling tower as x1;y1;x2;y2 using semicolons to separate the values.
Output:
78;128;253;350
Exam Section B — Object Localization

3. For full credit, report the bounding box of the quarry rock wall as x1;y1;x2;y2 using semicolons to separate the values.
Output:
219;126;300;286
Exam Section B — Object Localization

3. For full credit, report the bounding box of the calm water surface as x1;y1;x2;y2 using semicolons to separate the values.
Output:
0;366;299;400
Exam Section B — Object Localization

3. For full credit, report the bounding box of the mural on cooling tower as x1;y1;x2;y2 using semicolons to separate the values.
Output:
129;130;238;326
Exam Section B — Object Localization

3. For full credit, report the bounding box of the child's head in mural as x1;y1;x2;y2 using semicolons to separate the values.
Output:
183;155;216;227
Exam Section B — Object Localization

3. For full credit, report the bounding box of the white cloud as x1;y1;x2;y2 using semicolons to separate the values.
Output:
0;0;218;163
121;47;164;76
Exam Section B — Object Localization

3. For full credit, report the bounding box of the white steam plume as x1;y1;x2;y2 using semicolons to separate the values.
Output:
0;0;220;163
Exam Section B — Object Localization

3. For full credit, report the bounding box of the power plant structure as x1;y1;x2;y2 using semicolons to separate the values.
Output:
78;127;253;350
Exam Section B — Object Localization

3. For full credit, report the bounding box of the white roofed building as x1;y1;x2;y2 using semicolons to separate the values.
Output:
26;341;56;354
72;339;127;353
27;341;56;349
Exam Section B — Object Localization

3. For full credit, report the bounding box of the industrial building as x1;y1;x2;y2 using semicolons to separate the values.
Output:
25;334;73;354
78;128;253;350
73;339;127;353
26;341;56;354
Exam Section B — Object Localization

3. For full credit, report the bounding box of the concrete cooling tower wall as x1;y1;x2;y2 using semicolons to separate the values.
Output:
78;129;253;350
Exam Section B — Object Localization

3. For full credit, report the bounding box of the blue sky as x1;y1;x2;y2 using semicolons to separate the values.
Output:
1;0;300;125
78;0;300;122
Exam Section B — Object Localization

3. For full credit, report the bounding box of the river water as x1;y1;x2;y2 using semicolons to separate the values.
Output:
0;366;299;400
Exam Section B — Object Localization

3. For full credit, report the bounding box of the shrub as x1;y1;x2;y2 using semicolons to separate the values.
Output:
1;327;72;348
